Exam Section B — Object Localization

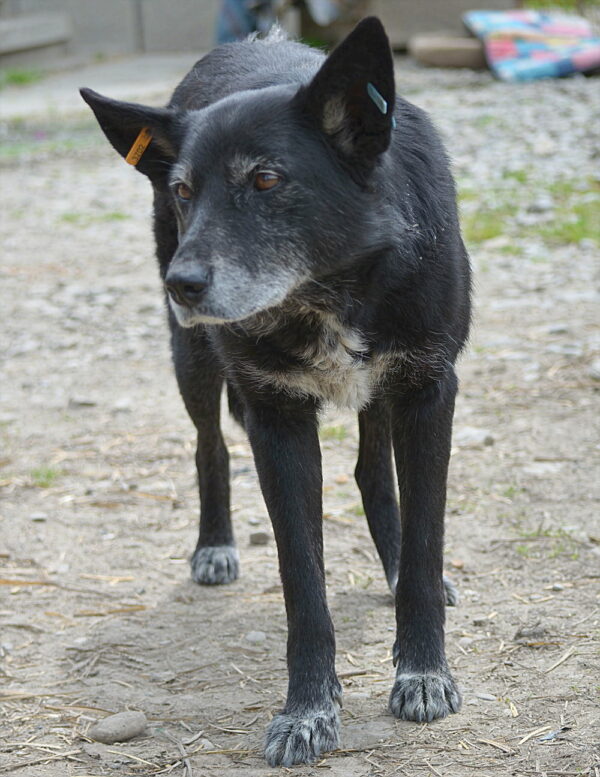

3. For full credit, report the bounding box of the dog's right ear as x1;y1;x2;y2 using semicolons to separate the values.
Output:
295;17;395;170
80;88;180;180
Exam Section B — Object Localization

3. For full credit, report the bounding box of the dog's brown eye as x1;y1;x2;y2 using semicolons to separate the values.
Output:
254;171;281;191
176;182;193;201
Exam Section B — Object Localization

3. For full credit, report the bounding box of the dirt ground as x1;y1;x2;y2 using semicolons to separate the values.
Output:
1;59;599;777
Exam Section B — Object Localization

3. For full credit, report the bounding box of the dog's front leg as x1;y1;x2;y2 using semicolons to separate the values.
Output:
244;395;341;766
389;371;461;721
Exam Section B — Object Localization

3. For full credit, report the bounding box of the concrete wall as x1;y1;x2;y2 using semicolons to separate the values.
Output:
1;0;516;62
1;0;220;57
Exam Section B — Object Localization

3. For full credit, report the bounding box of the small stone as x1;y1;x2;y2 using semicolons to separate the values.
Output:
30;512;48;522
88;711;147;744
551;583;564;591
546;323;569;335
113;397;133;413
197;737;217;750
527;195;554;213
249;531;269;546
588;359;600;381
454;427;494;449
458;636;474;649
69;396;97;408
472;615;488;626
245;630;266;643
475;692;496;701
523;461;564;476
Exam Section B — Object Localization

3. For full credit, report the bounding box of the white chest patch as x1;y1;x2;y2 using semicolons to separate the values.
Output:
243;313;391;410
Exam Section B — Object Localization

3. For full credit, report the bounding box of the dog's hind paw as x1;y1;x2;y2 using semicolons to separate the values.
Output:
389;670;461;722
443;575;459;606
389;574;459;607
264;705;340;766
190;545;239;585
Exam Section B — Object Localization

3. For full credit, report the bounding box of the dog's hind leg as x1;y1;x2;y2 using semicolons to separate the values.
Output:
355;400;401;592
388;372;461;723
356;400;458;605
243;393;341;766
171;325;238;585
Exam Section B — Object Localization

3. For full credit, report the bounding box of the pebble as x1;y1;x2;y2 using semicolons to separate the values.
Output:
523;461;564;476
88;711;147;744
249;531;270;546
454;427;494;449
68;396;97;408
245;630;267;643
29;512;48;522
475;692;497;701
588;359;600;381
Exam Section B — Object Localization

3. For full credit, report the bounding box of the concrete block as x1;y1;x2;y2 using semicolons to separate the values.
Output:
0;12;71;55
409;33;487;69
11;0;138;57
142;0;219;52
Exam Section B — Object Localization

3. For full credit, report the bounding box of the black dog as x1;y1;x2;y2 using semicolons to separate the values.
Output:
81;17;470;766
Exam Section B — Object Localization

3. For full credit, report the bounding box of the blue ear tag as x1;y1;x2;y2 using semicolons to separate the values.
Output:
367;82;387;114
367;82;396;129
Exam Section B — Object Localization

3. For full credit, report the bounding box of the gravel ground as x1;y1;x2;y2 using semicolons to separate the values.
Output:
1;58;599;777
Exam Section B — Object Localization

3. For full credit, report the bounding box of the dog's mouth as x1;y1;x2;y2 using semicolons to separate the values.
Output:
168;295;231;327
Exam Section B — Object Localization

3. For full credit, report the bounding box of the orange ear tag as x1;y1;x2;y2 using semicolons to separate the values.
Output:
125;127;153;166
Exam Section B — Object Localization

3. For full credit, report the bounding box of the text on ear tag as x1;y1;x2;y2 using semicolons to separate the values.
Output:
125;127;153;166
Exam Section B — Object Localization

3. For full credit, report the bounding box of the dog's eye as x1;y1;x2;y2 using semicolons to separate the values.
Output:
175;182;193;201
254;171;281;192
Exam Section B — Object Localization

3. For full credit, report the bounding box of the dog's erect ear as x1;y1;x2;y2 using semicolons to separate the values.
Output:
296;17;395;165
80;88;179;180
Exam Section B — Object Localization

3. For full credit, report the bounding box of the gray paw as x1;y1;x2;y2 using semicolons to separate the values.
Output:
388;574;459;607
190;545;239;585
389;670;461;722
264;705;340;766
443;575;459;606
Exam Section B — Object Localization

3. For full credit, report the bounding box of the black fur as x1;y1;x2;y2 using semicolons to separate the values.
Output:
81;17;471;767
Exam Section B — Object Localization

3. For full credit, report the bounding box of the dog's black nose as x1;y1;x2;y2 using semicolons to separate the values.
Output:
165;269;208;308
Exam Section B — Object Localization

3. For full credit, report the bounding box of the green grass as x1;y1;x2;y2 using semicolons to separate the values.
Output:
525;0;600;8
320;425;348;441
0;68;43;90
503;169;529;185
462;204;517;243
30;467;61;488
58;210;131;225
541;200;600;244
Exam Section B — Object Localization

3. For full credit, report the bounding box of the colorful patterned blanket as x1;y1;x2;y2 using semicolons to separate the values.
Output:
463;10;600;82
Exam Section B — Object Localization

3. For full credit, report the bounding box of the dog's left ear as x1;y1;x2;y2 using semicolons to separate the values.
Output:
296;17;395;165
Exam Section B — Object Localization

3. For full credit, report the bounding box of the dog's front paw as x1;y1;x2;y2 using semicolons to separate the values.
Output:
389;669;461;722
190;545;239;585
264;705;340;766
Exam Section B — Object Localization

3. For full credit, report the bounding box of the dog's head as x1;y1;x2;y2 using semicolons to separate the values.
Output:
81;17;396;326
